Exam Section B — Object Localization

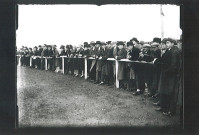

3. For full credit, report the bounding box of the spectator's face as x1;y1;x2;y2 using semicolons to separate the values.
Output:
84;47;88;50
44;46;47;50
127;45;133;50
102;44;106;49
166;41;174;48
142;47;149;53
118;44;124;49
160;43;167;50
132;41;137;45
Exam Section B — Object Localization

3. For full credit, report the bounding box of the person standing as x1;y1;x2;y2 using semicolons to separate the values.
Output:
155;38;180;116
37;45;43;69
114;41;127;88
126;41;140;91
32;46;39;68
89;41;97;82
134;44;152;95
147;38;161;97
94;41;103;84
41;45;48;70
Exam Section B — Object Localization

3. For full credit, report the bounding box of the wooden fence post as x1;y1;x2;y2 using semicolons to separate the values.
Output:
18;56;21;66
84;58;88;79
115;60;120;88
45;58;48;70
30;56;32;67
62;57;65;74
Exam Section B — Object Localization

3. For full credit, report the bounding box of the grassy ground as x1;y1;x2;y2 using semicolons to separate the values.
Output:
17;66;180;128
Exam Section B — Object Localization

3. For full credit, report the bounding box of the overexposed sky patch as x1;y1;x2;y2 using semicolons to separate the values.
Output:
17;4;182;48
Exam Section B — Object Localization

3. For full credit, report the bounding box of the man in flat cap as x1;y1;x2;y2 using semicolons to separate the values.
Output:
113;41;127;88
146;38;162;97
155;38;180;116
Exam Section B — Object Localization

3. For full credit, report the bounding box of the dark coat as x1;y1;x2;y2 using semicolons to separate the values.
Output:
33;50;39;56
47;49;54;57
38;48;43;56
96;47;103;72
127;47;140;79
158;46;180;95
113;48;127;80
138;49;153;62
101;47;112;75
127;47;140;61
41;49;48;57
89;47;98;72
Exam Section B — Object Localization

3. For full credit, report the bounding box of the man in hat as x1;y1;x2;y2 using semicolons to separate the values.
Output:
113;41;127;88
146;38;162;97
68;45;76;75
24;47;30;67
155;38;180;116
89;41;97;82
41;44;48;70
105;41;114;85
46;45;54;70
32;46;39;68
131;37;141;50
99;41;112;85
94;41;103;84
133;44;152;95
52;45;59;71
126;41;140;91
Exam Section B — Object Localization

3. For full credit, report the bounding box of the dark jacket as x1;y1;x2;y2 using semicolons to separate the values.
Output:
38;48;43;56
113;48;127;80
47;49;54;57
127;47;140;61
158;46;180;95
41;49;48;57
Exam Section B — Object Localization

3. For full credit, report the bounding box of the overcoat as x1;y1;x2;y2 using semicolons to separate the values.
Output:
127;47;140;79
90;47;98;72
113;48;127;80
158;46;180;95
101;47;112;76
96;47;103;72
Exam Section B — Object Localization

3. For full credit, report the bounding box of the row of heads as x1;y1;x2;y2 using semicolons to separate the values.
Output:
21;37;180;50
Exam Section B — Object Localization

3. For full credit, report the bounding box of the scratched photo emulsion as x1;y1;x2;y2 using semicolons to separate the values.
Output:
16;4;182;128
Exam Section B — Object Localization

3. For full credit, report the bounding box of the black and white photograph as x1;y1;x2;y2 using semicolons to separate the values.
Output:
16;4;183;129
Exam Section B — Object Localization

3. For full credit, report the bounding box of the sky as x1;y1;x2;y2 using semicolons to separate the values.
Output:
16;4;182;48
